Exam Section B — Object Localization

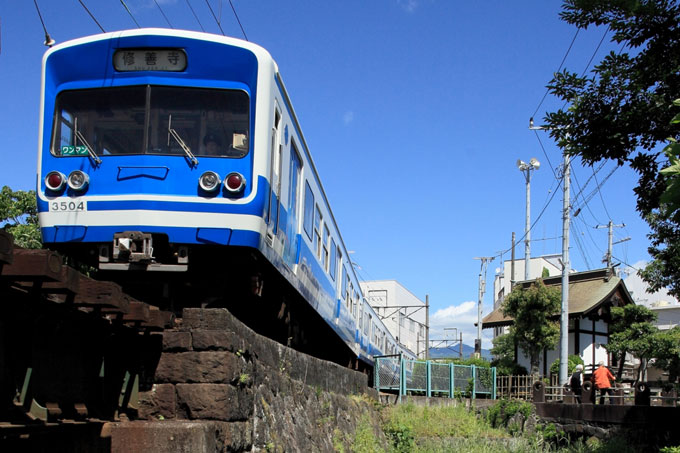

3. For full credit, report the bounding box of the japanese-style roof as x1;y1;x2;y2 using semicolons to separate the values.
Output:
482;268;634;328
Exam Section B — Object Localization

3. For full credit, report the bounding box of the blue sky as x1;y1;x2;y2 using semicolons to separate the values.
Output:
0;1;657;349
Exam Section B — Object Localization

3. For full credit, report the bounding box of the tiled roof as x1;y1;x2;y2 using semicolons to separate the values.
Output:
482;268;633;328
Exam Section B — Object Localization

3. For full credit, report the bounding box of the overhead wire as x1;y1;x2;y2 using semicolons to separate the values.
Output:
32;0;55;47
119;0;141;28
205;0;226;35
228;0;248;41
78;0;106;33
531;28;580;120
185;0;205;32
154;0;174;28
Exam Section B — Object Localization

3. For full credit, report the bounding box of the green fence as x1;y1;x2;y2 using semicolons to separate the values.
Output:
375;355;496;400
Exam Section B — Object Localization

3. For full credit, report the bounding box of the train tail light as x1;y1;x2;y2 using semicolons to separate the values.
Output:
67;170;89;191
224;172;246;193
45;171;66;191
199;171;221;192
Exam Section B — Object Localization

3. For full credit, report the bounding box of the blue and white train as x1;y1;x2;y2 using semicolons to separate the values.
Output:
36;29;413;371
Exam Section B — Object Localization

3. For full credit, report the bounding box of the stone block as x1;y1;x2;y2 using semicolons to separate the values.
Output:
155;351;246;384
192;330;240;351
105;420;231;453
162;331;192;351
176;383;253;421
182;308;235;331
138;384;176;420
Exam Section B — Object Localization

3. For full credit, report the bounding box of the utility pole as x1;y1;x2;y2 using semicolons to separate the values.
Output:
511;232;516;288
595;221;628;268
425;294;429;360
530;118;570;385
559;151;571;385
474;256;493;355
517;158;540;280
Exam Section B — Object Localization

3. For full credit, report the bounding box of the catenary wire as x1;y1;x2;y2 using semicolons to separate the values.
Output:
185;0;205;32
205;0;226;35
154;0;174;28
119;0;141;28
228;0;248;41
78;0;106;32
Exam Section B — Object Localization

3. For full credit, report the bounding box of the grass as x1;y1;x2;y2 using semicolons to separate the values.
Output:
344;399;680;453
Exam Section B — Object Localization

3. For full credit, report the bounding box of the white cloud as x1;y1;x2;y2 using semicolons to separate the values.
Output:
429;301;493;348
397;0;419;13
343;111;354;125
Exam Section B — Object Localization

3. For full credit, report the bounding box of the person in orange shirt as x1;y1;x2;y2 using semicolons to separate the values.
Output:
592;361;616;404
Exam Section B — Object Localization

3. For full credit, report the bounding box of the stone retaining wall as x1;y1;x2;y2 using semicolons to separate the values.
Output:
107;308;385;452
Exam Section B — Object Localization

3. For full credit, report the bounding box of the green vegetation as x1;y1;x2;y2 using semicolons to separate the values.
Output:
550;355;584;376
502;279;561;376
0;186;41;249
343;397;680;452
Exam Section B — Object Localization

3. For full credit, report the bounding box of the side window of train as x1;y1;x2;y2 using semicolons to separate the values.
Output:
322;225;330;272
288;142;302;229
313;206;322;259
341;266;347;303
329;239;337;281
268;108;282;234
303;181;314;240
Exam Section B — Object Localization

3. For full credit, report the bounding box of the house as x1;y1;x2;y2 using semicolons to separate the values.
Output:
647;302;680;381
482;268;635;376
359;280;428;359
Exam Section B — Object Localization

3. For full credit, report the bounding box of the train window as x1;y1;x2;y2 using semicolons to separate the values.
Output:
322;225;330;272
51;86;250;158
341;266;347;303
303;182;314;241
329;239;337;281
313;206;322;259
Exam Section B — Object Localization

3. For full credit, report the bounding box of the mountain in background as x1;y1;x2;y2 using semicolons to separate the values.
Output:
429;344;492;361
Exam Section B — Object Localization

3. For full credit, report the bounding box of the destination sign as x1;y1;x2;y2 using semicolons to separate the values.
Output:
113;49;187;72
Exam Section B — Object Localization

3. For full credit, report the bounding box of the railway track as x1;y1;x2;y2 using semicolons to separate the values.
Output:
0;230;174;439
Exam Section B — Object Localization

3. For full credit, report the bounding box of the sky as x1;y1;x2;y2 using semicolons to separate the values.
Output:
0;0;667;350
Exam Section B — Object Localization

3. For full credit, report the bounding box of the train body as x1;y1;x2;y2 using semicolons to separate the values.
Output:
37;29;413;368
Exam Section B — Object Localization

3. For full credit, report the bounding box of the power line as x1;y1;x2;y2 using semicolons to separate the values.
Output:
154;0;174;28
205;0;226;35
228;0;248;41
32;0;55;47
185;0;205;32
119;0;141;28
531;28;580;119
78;0;106;33
532;130;557;178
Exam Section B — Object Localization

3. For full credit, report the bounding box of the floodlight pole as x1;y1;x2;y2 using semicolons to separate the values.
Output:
517;159;539;280
474;256;493;355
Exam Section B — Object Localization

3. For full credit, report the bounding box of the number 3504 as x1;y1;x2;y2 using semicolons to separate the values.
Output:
50;200;86;212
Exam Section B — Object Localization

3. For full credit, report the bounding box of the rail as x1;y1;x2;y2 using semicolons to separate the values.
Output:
374;355;496;400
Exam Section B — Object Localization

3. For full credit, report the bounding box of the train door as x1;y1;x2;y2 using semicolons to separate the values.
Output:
282;141;302;268
267;108;282;247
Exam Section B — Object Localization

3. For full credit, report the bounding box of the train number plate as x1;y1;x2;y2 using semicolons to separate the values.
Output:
49;199;87;212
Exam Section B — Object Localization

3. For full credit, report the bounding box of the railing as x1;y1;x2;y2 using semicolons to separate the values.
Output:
496;374;560;401
374;355;496;400
533;380;680;406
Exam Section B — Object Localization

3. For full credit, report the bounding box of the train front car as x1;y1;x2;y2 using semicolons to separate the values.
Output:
37;29;272;272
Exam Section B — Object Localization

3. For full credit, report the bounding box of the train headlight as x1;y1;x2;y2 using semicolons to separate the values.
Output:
224;172;246;193
67;170;89;191
45;171;67;191
199;171;221;192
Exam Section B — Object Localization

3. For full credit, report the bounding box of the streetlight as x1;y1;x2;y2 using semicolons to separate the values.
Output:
517;158;540;281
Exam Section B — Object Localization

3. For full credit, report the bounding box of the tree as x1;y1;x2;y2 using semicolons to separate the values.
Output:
544;1;680;297
0;186;41;249
502;279;561;376
652;326;680;383
490;332;528;376
605;304;658;383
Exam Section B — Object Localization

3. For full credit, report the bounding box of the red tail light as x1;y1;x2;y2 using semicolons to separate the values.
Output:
45;171;66;191
224;172;246;193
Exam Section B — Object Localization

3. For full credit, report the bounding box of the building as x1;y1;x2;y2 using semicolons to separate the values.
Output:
359;280;428;359
483;268;635;376
491;254;562;338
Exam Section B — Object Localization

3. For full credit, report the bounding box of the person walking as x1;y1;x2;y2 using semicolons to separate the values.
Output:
569;364;584;403
592;361;615;404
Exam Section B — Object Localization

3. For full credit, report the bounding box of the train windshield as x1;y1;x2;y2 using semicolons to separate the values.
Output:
50;86;250;158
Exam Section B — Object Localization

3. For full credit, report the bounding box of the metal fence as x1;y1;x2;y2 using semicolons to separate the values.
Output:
375;355;496;400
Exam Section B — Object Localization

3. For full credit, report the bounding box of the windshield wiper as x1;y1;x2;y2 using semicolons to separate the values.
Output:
74;117;102;165
167;115;198;166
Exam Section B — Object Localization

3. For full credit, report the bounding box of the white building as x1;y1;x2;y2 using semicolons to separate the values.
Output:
359;280;427;359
